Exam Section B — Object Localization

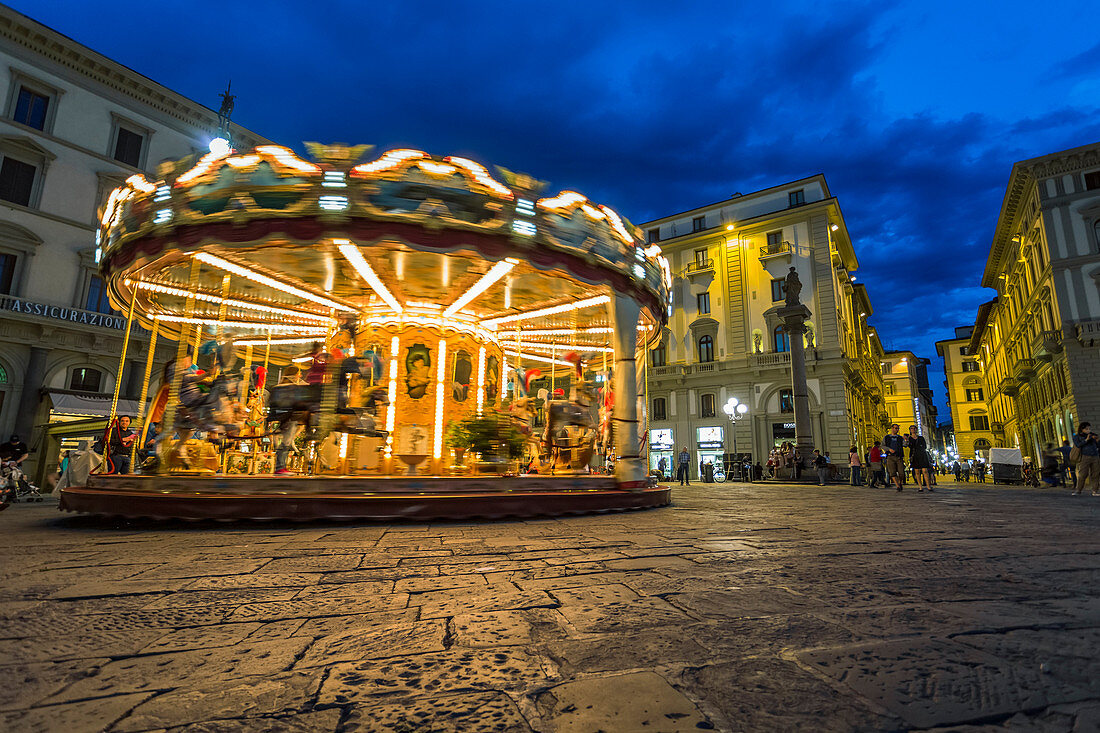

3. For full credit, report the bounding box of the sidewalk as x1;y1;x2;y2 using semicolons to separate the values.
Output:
3;481;1100;731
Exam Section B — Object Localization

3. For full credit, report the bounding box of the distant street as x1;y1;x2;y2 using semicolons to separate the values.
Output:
3;480;1100;732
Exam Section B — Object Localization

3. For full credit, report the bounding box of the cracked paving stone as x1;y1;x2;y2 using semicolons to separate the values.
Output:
0;692;155;733
394;573;489;593
556;597;694;634
545;628;711;674
293;609;419;637
342;691;532;732
688;614;859;657
678;657;901;732
45;638;311;703
798;638;1092;729
258;555;364;573
451;609;567;647
0;629;166;663
550;582;640;605
662;587;821;620
318;647;553;704
293;580;393;599
227;593;409;621
411;585;556;618
297;619;448;666
182;573;323;590
137;623;265;654
535;670;713;732
0;659;108;710
112;672;323;731
129;559;270;579
141;588;302;609
155;709;342;732
47;579;194;599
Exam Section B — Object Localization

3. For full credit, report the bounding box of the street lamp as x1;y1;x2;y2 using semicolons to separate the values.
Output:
722;397;750;479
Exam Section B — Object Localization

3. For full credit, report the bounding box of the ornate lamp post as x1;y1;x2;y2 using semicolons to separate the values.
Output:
723;397;749;479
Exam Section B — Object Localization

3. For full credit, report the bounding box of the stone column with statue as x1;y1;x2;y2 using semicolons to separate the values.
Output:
777;267;815;470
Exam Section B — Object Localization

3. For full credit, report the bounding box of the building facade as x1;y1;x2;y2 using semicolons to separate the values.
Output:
641;175;889;477
967;141;1100;461
0;4;265;482
936;325;993;461
882;351;937;444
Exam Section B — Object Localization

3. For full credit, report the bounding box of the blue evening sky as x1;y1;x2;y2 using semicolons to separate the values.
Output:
13;0;1099;415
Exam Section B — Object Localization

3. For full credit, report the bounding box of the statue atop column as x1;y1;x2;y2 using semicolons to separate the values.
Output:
784;267;802;306
217;81;235;132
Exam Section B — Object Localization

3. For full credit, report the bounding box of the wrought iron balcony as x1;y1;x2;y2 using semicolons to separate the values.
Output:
759;241;792;259
685;258;715;276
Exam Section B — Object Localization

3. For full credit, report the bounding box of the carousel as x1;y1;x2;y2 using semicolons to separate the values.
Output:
59;142;672;520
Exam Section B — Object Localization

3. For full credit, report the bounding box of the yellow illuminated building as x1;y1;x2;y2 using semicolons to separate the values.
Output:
968;141;1100;461
936;326;993;460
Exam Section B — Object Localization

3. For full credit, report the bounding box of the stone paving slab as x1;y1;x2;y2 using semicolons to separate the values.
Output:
4;480;1100;731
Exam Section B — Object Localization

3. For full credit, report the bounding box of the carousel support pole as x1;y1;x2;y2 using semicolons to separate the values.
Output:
642;335;650;478
129;317;160;469
609;294;645;491
215;275;230;342
161;259;201;473
108;289;138;428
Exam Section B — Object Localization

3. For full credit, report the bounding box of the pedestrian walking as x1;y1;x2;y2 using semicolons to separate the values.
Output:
1057;439;1076;487
952;460;961;481
848;446;862;486
657;455;667;480
883;424;906;492
868;441;885;487
906;426;933;492
813;449;828;486
1071;423;1099;496
676;446;691;486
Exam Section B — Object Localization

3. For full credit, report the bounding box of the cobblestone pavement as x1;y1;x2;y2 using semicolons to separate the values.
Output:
4;480;1100;732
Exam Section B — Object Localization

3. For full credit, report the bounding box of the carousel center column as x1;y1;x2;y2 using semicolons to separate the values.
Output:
610;293;646;491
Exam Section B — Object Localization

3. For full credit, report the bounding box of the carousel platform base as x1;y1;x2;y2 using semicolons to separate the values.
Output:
58;474;672;522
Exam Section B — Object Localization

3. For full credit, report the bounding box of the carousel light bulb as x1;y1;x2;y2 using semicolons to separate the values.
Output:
126;279;335;323
483;294;611;328
442;259;517;317
209;137;231;156
337;240;403;313
194;252;352;312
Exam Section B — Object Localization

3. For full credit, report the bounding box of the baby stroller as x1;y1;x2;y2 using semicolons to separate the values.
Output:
0;461;43;503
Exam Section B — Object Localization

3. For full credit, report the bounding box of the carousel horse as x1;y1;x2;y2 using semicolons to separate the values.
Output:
506;367;546;470
542;352;598;473
267;353;387;444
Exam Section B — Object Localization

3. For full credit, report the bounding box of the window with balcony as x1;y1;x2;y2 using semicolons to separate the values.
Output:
773;326;789;353
694;248;707;265
692;216;705;232
697;291;710;314
767;231;782;247
966;388;984;402
779;389;793;413
69;368;103;393
650;344;666;367
969;415;990;431
961;360;979;372
770;278;786;302
788;189;805;207
652;397;667;421
700;393;715;418
698;334;714;362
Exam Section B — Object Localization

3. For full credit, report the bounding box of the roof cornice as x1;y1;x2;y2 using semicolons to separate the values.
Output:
0;4;268;146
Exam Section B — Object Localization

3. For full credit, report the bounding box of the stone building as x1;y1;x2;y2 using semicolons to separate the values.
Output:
641;175;889;477
968;140;1100;460
881;350;937;447
936;325;993;461
0;4;265;483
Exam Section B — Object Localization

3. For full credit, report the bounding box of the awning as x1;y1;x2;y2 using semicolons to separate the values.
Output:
48;392;142;419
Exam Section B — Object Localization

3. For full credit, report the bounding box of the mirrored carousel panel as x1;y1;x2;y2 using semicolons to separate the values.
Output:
60;144;672;520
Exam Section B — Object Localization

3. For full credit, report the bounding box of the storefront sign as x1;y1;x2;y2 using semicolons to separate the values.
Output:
1;297;127;330
650;429;673;450
697;441;724;450
696;426;723;450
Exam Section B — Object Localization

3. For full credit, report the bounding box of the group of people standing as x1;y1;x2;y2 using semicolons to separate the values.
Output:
840;424;935;491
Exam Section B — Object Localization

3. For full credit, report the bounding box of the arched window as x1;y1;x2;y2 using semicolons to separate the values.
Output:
69;367;102;392
698;335;714;363
773;326;789;353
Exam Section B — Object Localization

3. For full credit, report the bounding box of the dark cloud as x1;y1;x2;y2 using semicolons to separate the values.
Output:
11;0;1099;416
